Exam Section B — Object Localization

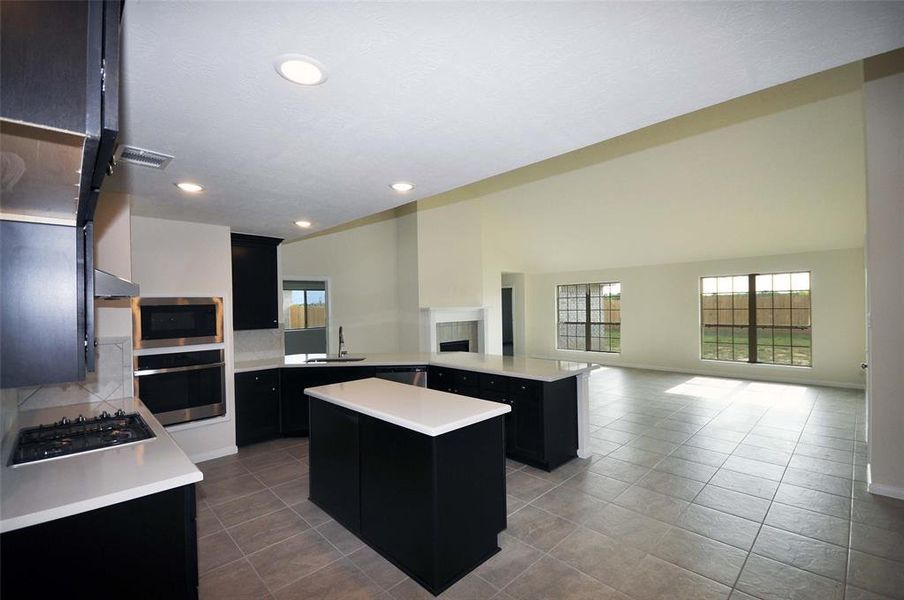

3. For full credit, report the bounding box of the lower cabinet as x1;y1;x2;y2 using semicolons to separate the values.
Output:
235;369;280;446
428;366;577;471
1;485;198;599
280;367;375;436
237;364;577;471
309;396;505;594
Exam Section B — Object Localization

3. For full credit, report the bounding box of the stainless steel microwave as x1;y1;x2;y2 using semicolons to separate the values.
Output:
132;297;223;349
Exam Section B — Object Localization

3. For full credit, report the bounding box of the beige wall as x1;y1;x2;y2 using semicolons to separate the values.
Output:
274;62;868;390
131;216;236;462
281;214;401;355
864;49;904;498
476;63;866;273
525;248;866;388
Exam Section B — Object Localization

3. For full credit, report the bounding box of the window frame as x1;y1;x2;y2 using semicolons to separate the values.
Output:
556;282;621;354
283;288;327;331
699;271;812;368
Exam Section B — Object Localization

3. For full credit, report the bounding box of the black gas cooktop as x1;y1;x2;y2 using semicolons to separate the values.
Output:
10;410;156;466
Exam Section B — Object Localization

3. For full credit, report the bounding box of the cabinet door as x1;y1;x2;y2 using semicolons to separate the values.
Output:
511;380;544;460
309;398;360;532
427;366;454;392
280;370;310;436
235;370;280;446
482;391;516;454
231;234;281;331
1;221;81;388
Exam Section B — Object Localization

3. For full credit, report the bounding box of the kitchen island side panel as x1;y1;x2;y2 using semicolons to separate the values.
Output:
308;399;361;533
359;414;437;585
359;414;504;594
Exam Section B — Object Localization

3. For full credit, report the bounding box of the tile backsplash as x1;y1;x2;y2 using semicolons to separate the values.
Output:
436;320;479;352
234;327;285;362
11;337;133;413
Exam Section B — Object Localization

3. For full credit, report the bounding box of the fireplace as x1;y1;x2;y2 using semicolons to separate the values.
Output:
439;339;470;352
421;307;487;353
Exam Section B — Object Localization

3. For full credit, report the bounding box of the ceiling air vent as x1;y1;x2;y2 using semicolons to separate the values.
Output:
114;145;173;170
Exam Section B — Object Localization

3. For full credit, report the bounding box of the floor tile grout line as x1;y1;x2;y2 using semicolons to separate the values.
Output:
726;386;826;596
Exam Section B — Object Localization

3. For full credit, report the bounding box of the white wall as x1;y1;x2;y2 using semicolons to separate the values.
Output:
526;248;866;388
281;214;401;355
863;49;904;498
131;216;236;462
94;192;133;338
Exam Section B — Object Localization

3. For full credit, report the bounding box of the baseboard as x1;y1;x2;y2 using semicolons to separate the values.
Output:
867;465;904;501
191;445;238;464
531;355;865;390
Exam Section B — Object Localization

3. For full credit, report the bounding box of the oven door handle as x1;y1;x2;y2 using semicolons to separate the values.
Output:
134;362;226;377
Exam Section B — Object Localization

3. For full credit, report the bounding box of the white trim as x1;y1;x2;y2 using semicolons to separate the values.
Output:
191;445;238;464
867;481;904;501
421;306;488;354
531;355;864;390
165;414;231;433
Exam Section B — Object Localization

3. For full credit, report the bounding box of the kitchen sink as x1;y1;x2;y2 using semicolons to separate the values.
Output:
305;356;367;363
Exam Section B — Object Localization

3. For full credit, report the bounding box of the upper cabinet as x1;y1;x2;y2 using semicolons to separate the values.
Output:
231;233;282;330
0;0;121;388
1;0;121;226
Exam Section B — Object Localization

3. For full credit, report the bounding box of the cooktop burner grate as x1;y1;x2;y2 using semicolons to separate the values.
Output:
10;411;156;466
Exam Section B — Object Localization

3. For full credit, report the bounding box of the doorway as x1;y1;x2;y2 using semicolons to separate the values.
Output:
501;287;514;356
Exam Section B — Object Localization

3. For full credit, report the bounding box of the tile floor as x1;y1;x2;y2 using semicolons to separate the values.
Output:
196;367;904;599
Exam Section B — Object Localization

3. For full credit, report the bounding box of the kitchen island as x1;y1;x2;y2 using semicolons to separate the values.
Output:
306;377;510;595
235;352;597;470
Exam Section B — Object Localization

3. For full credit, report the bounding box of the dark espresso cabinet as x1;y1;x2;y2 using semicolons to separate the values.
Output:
280;366;375;435
235;369;280;446
1;485;198;600
231;233;282;331
236;366;377;444
428;366;577;470
0;222;82;388
309;396;505;595
0;0;120;388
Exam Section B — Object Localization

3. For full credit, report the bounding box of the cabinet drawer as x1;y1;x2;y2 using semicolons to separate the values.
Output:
479;373;509;393
510;378;540;398
453;370;476;388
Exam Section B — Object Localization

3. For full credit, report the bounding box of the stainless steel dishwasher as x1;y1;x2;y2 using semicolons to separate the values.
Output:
374;366;428;387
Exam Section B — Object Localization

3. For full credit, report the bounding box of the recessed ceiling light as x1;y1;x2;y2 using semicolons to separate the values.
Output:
390;182;415;193
274;55;328;86
295;220;312;228
175;182;204;193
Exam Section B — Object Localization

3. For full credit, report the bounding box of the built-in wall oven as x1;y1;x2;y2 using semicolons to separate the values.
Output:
133;349;226;426
132;297;223;349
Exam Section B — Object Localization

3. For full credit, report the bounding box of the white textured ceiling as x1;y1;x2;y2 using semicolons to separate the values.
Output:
111;1;904;240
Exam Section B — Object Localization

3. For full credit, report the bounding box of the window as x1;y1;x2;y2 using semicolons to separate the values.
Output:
701;272;811;367
557;282;621;353
283;281;326;330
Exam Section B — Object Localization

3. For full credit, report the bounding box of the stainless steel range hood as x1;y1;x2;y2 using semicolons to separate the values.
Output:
94;269;139;298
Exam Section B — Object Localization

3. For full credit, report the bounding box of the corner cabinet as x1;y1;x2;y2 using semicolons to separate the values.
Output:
427;366;577;471
230;233;282;331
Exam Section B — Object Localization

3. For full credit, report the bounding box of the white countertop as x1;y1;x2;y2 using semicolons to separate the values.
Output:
235;352;597;382
0;398;202;533
306;377;511;437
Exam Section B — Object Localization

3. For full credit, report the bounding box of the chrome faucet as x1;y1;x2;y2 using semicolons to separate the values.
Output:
338;326;348;357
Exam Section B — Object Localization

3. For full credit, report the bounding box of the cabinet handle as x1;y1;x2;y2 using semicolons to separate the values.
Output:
272;387;276;391
255;376;259;381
